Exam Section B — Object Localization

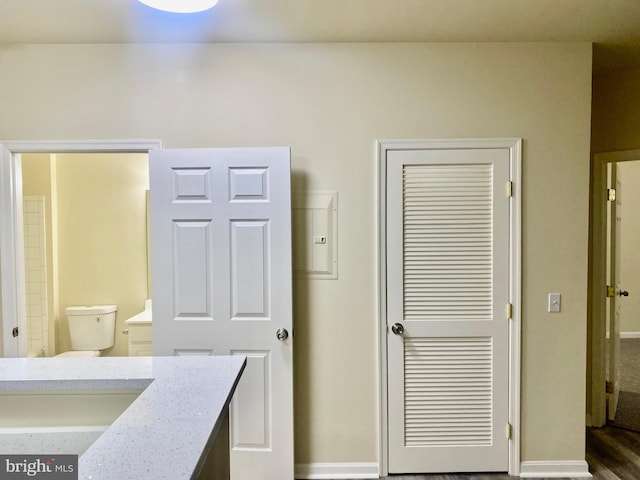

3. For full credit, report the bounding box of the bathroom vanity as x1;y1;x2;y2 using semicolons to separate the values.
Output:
125;299;153;356
0;355;245;480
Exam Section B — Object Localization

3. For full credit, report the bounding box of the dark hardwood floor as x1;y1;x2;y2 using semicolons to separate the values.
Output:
587;425;640;479
325;425;640;479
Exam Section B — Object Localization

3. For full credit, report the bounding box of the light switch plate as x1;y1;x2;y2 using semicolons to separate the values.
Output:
548;293;561;313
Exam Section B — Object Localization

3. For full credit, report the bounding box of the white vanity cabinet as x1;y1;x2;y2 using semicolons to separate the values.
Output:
128;324;152;356
125;300;152;356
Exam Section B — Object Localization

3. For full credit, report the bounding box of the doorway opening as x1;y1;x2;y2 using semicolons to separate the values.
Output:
589;150;640;431
586;150;640;427
0;140;161;358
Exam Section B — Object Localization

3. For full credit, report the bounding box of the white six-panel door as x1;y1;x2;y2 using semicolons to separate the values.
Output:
386;147;511;473
149;147;293;480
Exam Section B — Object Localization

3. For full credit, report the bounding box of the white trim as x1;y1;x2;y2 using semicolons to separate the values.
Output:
0;146;25;357
377;138;522;476
376;140;389;477
294;463;378;479
508;138;522;476
590;152;609;427
585;413;593;427
1;139;162;153
0;140;162;358
589;149;640;427
519;460;592;478
606;331;640;339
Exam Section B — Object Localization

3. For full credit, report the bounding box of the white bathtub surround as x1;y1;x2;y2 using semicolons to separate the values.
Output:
0;356;246;480
23;196;49;357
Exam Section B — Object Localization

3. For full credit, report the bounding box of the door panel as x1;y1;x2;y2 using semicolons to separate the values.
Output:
173;220;213;318
387;148;510;473
150;147;293;480
231;350;271;448
230;220;270;318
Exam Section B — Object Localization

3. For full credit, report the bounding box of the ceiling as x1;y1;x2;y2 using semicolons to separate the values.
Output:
1;0;640;72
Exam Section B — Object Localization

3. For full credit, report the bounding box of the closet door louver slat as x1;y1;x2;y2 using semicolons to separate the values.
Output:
404;337;493;446
403;164;493;323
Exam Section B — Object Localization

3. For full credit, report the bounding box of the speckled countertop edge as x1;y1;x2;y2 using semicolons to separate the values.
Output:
0;356;246;480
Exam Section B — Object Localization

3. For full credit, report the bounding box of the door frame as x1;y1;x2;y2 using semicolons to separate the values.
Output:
589;148;640;427
0;139;162;357
377;138;522;476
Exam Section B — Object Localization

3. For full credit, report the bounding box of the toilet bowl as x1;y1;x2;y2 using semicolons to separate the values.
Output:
55;305;117;358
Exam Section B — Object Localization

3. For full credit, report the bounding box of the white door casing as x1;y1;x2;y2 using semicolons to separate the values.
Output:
378;139;521;476
0;140;161;359
607;166;622;421
0;145;25;357
149;147;294;480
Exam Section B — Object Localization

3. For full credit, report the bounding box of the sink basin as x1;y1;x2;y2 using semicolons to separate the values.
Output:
125;299;152;325
0;387;143;455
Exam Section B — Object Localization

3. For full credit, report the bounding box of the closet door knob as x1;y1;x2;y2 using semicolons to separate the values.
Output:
276;328;289;341
391;323;404;335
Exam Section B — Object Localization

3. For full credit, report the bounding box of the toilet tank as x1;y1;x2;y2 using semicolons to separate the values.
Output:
65;305;117;351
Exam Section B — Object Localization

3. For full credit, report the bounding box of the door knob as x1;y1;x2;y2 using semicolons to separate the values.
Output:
620;290;630;297
391;323;404;336
276;328;289;341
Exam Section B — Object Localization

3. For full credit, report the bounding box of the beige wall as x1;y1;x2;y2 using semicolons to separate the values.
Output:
592;68;640;153
616;161;640;333
55;153;149;356
0;43;592;465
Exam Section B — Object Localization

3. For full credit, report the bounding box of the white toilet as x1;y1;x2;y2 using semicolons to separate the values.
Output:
55;305;117;358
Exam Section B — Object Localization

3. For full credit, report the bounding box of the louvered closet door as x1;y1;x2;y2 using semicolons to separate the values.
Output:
387;148;510;473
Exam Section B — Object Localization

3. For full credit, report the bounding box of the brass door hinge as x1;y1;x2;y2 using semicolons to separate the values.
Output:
506;423;513;439
507;182;513;197
506;303;513;320
608;188;616;202
606;285;615;298
606;381;614;394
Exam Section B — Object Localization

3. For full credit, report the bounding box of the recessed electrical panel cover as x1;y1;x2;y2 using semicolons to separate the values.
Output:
292;191;338;279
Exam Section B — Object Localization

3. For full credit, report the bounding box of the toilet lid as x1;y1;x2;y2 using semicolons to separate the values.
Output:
55;351;100;358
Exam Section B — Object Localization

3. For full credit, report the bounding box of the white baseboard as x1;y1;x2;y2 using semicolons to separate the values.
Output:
297;461;592;479
520;460;592;478
621;331;640;339
295;462;379;479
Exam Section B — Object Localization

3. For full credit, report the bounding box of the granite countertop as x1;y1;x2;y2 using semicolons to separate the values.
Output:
0;356;246;479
